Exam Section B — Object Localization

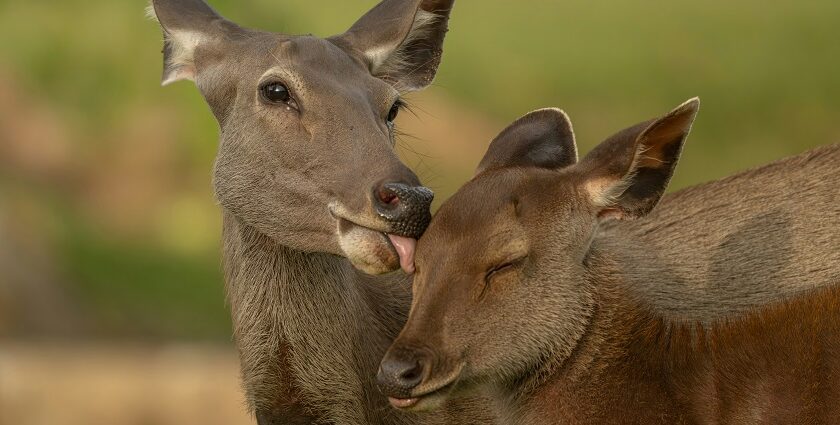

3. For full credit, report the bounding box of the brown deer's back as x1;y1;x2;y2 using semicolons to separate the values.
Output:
611;144;840;322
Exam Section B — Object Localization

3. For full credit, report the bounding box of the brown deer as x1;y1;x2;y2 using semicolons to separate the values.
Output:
148;0;502;424
378;99;840;423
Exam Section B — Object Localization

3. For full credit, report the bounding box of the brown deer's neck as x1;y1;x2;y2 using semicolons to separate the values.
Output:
220;211;413;425
500;247;698;423
502;248;683;423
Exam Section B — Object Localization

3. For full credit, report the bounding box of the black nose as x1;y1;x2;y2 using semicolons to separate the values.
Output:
377;350;426;398
373;182;434;239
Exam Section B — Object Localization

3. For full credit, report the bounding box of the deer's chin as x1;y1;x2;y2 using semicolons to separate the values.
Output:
336;218;401;275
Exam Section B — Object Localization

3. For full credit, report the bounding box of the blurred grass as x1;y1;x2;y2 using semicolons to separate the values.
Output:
266;0;840;188
0;0;837;340
59;218;227;339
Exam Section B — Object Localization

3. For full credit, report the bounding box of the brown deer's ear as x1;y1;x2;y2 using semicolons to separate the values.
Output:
148;0;239;86
475;108;578;176
332;0;455;91
578;98;700;220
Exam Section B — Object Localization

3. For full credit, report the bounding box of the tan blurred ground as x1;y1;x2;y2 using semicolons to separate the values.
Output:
0;344;251;425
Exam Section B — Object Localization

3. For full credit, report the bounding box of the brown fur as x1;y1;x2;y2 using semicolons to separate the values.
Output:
516;260;840;424
381;99;840;423
613;143;840;322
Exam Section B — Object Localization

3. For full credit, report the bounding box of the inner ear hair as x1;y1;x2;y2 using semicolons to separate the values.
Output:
588;140;657;214
370;10;442;87
148;0;238;86
333;0;455;92
160;30;210;85
582;98;700;221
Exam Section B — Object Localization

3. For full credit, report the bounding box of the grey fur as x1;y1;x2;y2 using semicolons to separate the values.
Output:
149;0;497;424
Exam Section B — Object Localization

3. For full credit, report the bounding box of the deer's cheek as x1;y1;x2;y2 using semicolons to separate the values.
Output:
336;221;400;275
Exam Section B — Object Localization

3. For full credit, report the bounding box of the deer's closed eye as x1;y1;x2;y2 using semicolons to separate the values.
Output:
485;261;520;283
477;257;527;300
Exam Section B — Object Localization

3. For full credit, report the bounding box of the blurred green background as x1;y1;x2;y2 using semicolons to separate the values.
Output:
0;2;837;420
2;0;839;341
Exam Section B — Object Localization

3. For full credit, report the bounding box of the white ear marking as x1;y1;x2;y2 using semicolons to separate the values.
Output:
365;10;441;77
161;30;209;85
364;46;392;71
584;141;647;208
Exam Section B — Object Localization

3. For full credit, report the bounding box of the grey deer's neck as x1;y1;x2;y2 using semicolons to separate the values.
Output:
220;210;413;425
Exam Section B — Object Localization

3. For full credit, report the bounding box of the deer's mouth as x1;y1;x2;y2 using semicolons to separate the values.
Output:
386;366;463;412
329;203;416;275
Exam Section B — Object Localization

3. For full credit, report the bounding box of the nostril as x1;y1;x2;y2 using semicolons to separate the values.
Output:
377;186;400;207
398;360;423;385
378;354;426;395
373;182;434;239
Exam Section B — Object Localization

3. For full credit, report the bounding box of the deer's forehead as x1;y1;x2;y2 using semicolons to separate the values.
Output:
419;178;523;254
433;170;555;222
436;189;516;232
252;36;393;97
420;170;580;253
265;38;365;80
277;37;355;66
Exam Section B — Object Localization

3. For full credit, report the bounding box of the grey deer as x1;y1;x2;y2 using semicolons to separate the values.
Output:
148;0;497;424
379;99;840;423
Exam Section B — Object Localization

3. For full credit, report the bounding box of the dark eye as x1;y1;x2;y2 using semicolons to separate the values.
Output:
260;82;291;104
387;101;401;123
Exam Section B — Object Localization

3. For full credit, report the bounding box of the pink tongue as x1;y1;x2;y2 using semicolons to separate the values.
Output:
387;234;416;274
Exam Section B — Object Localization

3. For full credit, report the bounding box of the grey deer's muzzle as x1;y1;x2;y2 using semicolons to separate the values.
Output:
374;183;434;239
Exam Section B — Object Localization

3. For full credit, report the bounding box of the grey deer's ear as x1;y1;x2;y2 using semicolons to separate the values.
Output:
475;108;578;176
578;97;700;220
332;0;455;91
148;0;240;86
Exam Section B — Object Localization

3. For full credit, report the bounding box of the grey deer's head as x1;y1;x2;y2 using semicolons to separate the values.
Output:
150;0;456;273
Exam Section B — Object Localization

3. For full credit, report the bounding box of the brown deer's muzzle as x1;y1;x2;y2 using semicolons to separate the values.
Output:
377;347;427;400
377;344;462;411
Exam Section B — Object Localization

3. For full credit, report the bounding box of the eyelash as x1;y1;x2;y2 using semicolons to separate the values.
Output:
387;99;406;124
485;262;516;282
478;258;525;300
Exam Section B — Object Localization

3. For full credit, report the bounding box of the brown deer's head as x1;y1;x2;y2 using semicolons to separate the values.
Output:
150;0;456;274
377;99;700;410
